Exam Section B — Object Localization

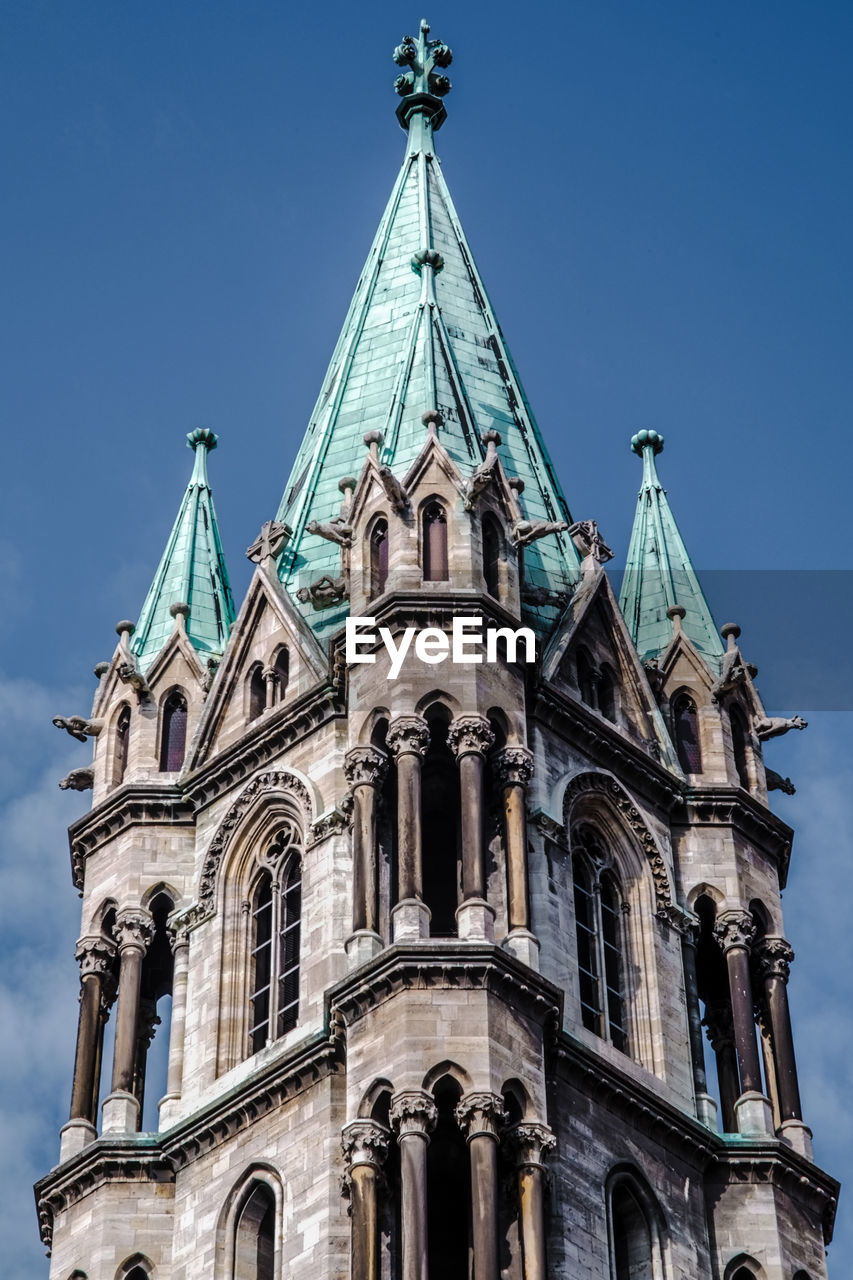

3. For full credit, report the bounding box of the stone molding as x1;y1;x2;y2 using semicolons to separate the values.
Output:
455;1091;506;1139
677;787;794;888
493;747;534;790
505;1122;556;1168
75;935;116;977
447;715;495;759
344;746;389;789
713;910;756;953
386;715;430;760
113;909;153;954
754;935;795;982
341;1120;391;1169
389;1090;438;1137
68;785;195;892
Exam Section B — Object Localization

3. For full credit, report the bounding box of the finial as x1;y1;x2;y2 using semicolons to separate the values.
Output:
394;19;453;133
187;427;218;452
169;601;190;630
667;604;686;634
116;620;135;637
422;409;443;436
631;428;664;456
721;622;741;651
363;430;383;461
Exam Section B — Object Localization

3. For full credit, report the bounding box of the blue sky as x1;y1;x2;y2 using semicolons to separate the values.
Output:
1;2;851;1274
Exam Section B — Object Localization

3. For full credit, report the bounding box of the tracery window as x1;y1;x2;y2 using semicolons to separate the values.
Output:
369;519;389;598
422;501;449;582
672;691;702;773
114;703;131;784
248;827;302;1055
572;826;627;1053
159;689;187;772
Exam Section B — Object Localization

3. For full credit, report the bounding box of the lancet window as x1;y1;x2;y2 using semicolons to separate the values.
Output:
672;691;702;774
369;518;389;598
248;826;303;1056
233;1182;276;1280
247;664;266;722
159;689;188;772
572;826;628;1053
729;706;750;789
482;512;503;599
422;501;449;581
114;703;131;785
609;1179;655;1280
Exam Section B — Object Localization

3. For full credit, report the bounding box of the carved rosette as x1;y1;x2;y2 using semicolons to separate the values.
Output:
341;1120;391;1171
494;746;534;791
713;909;756;954
447;715;495;760
389;1090;438;1139
455;1091;506;1140
113;909;154;955
75;935;116;978
755;935;795;983
506;1121;556;1168
344;746;389;790
386;716;430;760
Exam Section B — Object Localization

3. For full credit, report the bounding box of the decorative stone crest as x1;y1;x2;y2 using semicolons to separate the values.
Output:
75;935;116;977
113;909;154;954
447;715;494;759
341;1120;391;1170
246;520;291;565
755;935;795;982
344;746;389;789
493;746;534;790
455;1091;506;1139
713;909;756;953
386;715;430;760
505;1122;556;1167
389;1090;438;1137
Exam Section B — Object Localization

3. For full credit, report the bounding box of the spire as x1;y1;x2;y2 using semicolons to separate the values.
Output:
130;428;236;671
275;22;578;639
619;429;724;668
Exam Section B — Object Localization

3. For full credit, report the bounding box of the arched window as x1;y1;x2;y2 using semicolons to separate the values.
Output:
421;708;460;937
572;827;628;1055
730;707;750;789
114;703;131;784
482;513;502;598
248;664;266;722
598;664;617;722
673;692;702;773
234;1182;276;1280
369;519;389;598
248;830;302;1056
426;1076;469;1280
576;648;597;707
600;872;627;1052
115;1254;153;1280
422;501;449;582
573;854;600;1034
610;1182;653;1280
272;647;289;701
159;690;187;772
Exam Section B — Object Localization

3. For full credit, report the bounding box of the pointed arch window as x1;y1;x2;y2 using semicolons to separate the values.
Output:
572;827;628;1054
598;663;617;722
159;690;187;772
272;647;289;701
248;828;303;1056
248;664;266;722
114;703;131;785
234;1182;276;1280
482;513;502;599
730;706;750;789
576;648;597;707
422;501;449;582
610;1182;653;1280
369;519;389;598
672;691;702;774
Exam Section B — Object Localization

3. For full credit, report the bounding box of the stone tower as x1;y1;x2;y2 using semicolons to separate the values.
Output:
37;22;838;1280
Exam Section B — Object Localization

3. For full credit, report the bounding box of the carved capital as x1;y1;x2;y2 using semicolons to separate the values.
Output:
505;1121;556;1167
447;715;494;760
75;935;116;978
386;715;430;760
113;908;154;955
389;1089;438;1138
494;746;534;790
755;935;795;982
713;909;755;953
344;746;389;790
703;1000;735;1052
341;1120;391;1170
455;1091;506;1139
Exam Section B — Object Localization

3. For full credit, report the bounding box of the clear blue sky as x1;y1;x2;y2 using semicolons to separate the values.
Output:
1;2;851;1274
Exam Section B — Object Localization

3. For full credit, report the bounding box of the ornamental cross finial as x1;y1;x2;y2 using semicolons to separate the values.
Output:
394;19;452;102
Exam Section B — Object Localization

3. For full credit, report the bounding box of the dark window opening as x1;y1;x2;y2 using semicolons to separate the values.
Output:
234;1183;276;1280
673;693;702;774
273;647;290;701
114;704;131;784
573;856;600;1034
611;1183;653;1280
598;664;617;721
422;712;460;936
248;665;266;721
370;520;389;598
423;502;449;582
577;649;597;707
136;891;175;1129
730;707;750;789
250;873;273;1054
427;1078;469;1280
482;514;502;599
159;690;187;772
601;873;627;1052
248;835;303;1057
695;894;739;1132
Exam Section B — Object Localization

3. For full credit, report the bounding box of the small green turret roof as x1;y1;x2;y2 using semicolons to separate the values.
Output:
276;21;578;640
131;429;236;671
619;429;724;668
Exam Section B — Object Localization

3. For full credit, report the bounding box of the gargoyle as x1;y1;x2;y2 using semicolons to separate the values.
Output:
117;663;150;701
307;517;353;547
511;518;568;549
463;431;501;510
522;585;571;609
296;574;349;610
378;466;408;513
568;519;613;566
59;767;94;792
246;520;291;565
53;715;103;743
643;657;666;699
753;715;808;741
765;768;796;795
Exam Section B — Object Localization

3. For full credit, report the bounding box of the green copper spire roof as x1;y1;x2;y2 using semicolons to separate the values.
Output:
276;21;578;639
131;428;236;671
619;429;724;668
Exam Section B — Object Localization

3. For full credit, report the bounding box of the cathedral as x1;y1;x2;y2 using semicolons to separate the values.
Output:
36;23;838;1280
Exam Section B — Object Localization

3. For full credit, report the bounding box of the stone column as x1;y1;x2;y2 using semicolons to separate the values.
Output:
342;1120;390;1280
390;1090;437;1280
507;1122;556;1280
387;716;431;941
755;936;812;1156
344;745;390;965
714;910;771;1135
448;715;495;941
102;908;152;1134
494;747;538;966
703;1001;740;1133
456;1092;505;1280
158;924;190;1129
60;935;116;1160
680;925;717;1128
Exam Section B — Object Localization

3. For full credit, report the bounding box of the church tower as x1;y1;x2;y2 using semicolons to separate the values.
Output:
37;24;838;1280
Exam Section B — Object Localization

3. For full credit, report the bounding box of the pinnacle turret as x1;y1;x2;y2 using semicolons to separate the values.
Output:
619;429;724;667
130;428;236;670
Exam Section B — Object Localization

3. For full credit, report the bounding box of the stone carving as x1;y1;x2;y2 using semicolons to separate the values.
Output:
115;620;151;701
463;430;501;509
755;935;794;982
59;767;94;792
713;909;756;953
642;657;665;699
505;1121;556;1166
412;248;445;275
53;715;103;743
201;657;220;694
310;807;350;843
246;520;291;565
522;585;571;609
113;909;154;954
568;519;613;566
447;715;495;758
493;746;534;790
75;935;116;977
389;1090;438;1136
710;653;749;702
703;1000;735;1053
753;715;808;741
307;517;353;547
386;715;430;759
296;574;349;610
341;1119;391;1169
455;1091;507;1138
344;746;389;789
377;465;409;512
765;768;796;795
511;517;568;549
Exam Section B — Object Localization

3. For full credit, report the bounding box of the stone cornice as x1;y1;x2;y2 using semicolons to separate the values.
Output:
68;786;195;891
675;787;794;888
707;1143;839;1244
533;685;684;813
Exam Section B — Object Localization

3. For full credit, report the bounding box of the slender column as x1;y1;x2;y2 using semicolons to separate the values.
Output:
755;936;802;1122
715;910;772;1135
387;717;430;940
506;1123;556;1280
344;746;390;935
680;926;716;1127
159;923;190;1127
447;716;494;901
390;1090;437;1280
69;936;116;1124
456;1092;505;1280
703;1001;739;1132
494;748;534;932
342;1120;390;1280
103;908;152;1133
